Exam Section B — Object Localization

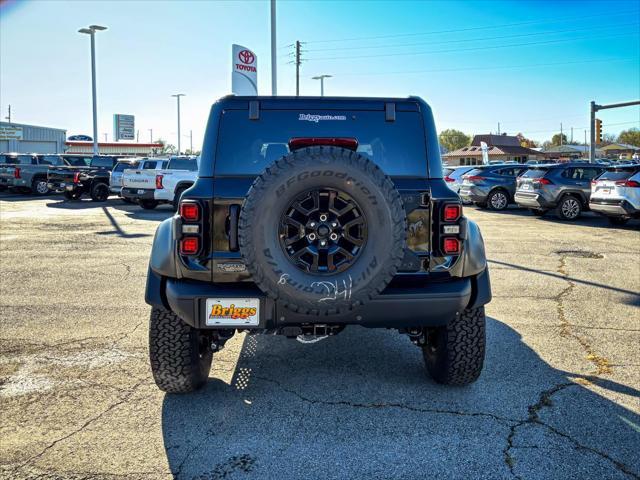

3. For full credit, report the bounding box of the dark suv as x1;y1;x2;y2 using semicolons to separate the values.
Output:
515;163;605;220
144;96;492;393
458;164;527;210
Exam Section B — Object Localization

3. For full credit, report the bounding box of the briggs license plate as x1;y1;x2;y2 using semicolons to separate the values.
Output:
205;298;260;327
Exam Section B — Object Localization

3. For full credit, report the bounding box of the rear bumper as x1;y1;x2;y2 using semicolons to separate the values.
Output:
0;177;15;187
147;269;492;330
121;187;155;201
590;199;639;217
514;191;553;209
48;182;83;193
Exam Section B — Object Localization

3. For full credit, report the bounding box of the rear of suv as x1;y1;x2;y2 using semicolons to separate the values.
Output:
590;165;640;226
458;164;527;210
515;163;605;220
144;96;492;393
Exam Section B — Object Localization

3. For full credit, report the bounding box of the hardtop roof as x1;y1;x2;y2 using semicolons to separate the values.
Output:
215;95;425;111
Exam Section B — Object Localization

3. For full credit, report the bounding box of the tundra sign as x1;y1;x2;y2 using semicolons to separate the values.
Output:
232;44;257;96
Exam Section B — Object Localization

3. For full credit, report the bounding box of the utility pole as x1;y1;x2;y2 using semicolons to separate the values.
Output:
312;75;332;96
171;94;185;154
270;0;277;95
497;122;500;135
570;127;573;144
104;133;108;142
136;130;139;143
584;130;587;158
149;129;153;143
295;40;301;96
590;99;640;162
5;104;11;123
560;123;563;146
189;130;193;153
78;25;107;156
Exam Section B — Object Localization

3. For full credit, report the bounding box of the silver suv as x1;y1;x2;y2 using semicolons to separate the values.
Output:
590;165;640;226
514;163;605;220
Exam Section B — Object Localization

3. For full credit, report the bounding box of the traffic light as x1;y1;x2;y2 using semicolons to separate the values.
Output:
595;118;602;144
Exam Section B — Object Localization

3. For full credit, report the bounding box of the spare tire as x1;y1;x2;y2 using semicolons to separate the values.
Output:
239;146;406;316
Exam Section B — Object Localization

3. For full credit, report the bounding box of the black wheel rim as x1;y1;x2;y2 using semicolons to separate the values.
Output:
279;188;367;274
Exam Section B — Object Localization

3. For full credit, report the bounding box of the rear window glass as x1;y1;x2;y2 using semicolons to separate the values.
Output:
599;168;640;181
65;157;92;166
214;110;427;176
90;157;115;168
114;162;137;172
1;155;18;164
168;158;197;171
464;168;485;177
443;168;454;177
521;168;547;178
449;167;474;180
17;155;34;165
39;155;65;166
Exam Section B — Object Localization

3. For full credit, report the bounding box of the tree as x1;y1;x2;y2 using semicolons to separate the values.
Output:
617;128;640;147
602;133;617;144
550;133;567;146
154;138;176;154
438;129;471;152
515;132;538;148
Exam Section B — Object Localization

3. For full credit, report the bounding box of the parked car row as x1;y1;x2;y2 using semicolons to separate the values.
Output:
0;152;199;211
445;162;640;225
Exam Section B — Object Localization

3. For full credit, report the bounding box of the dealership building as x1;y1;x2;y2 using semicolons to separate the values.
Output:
0;122;67;154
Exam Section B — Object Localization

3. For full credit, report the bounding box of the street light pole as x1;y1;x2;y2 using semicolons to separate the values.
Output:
270;0;277;95
311;75;332;96
171;94;185;154
78;25;107;156
149;129;153;143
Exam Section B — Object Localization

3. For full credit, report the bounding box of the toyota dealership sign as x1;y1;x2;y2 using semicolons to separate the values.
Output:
232;44;257;96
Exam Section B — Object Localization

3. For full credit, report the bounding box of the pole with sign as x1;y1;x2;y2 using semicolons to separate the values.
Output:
113;114;135;141
232;44;258;96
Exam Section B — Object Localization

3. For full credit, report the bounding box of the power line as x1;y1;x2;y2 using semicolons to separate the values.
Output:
307;30;638;61
305;22;638;53
302;9;639;45
314;57;632;78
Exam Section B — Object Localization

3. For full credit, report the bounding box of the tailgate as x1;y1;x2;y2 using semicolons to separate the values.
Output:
47;168;78;183
122;169;156;189
0;165;16;180
591;180;622;200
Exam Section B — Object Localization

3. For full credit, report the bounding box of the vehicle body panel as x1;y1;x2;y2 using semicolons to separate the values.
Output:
458;164;527;204
590;166;640;218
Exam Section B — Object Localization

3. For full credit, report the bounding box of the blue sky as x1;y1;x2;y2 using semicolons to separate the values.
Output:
1;0;639;150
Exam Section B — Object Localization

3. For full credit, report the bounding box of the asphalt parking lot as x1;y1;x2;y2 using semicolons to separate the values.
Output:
0;193;638;479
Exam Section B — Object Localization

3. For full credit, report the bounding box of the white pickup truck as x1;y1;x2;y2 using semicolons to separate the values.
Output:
121;156;198;210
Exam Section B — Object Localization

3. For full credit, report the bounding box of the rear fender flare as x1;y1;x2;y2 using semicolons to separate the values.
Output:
559;190;587;206
149;217;179;278
459;218;487;277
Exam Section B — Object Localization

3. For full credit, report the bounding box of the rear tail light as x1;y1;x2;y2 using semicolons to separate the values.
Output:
13;167;21;179
180;202;200;221
442;237;461;255
443;204;461;222
179;237;199;255
444;176;455;183
536;178;553;185
465;175;484;182
156;174;164;189
73;172;81;183
616;180;640;187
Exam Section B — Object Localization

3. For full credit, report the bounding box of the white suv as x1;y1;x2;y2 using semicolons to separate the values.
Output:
590;165;640;226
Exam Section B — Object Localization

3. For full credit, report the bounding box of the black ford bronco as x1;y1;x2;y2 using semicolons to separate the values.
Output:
145;96;492;393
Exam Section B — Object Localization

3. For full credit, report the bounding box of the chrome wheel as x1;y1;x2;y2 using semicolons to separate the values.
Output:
35;181;49;195
561;198;580;219
489;191;508;210
279;188;367;274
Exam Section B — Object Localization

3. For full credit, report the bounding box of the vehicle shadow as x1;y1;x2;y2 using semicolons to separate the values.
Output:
45;196;174;221
160;319;640;479
0;191;60;202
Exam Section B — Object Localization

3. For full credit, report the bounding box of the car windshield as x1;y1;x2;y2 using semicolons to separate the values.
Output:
90;157;115;168
598;167;640;181
168;158;197;171
214;109;427;176
520;168;547;178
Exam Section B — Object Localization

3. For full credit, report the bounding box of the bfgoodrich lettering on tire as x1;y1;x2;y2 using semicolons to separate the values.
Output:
239;146;406;315
149;307;212;393
422;307;486;385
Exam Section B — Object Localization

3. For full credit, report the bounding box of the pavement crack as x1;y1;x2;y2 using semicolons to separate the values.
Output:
555;254;612;375
253;374;516;424
13;381;146;473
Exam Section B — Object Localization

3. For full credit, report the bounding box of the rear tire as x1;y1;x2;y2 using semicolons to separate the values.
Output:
140;200;158;210
149;307;212;393
31;177;49;195
487;190;509;211
608;216;629;226
422;307;486;385
555;195;582;221
90;182;110;202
